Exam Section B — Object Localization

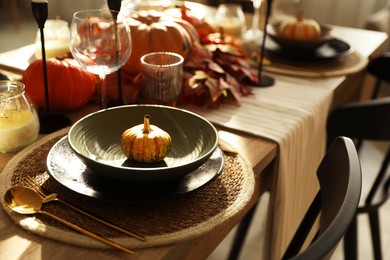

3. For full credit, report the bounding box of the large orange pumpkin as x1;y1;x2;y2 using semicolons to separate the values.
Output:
22;58;97;110
122;10;199;76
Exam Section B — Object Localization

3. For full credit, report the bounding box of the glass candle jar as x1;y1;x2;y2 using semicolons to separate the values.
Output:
0;81;40;153
214;3;247;37
141;52;184;105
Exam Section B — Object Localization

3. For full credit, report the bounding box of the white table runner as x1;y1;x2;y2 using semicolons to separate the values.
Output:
184;73;341;258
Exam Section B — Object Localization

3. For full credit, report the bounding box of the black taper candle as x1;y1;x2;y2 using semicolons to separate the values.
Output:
107;0;124;106
31;1;50;113
107;0;122;12
31;0;71;133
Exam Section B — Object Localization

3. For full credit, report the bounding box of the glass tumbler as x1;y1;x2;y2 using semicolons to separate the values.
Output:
141;52;184;105
214;3;247;37
0;81;40;153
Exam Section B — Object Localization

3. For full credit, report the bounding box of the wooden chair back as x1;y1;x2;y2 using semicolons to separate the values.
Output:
282;137;362;260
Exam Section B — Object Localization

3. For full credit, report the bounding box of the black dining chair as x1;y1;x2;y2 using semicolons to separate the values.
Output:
366;52;390;100
327;97;390;260
228;136;362;260
353;52;390;152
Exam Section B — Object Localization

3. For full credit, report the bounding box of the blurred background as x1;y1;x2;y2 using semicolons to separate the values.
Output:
1;0;389;52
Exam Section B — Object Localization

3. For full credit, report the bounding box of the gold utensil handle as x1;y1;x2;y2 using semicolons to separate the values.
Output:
40;210;135;255
58;198;146;242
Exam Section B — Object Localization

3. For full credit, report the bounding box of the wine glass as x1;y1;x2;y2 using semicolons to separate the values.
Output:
243;0;263;41
69;9;132;108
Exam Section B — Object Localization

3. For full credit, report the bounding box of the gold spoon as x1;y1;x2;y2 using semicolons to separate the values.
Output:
4;186;135;255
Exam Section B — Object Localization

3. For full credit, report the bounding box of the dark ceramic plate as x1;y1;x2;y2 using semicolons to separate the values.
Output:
68;105;219;183
46;137;224;203
266;38;352;60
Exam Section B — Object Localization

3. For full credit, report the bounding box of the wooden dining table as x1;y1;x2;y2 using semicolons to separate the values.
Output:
0;2;388;260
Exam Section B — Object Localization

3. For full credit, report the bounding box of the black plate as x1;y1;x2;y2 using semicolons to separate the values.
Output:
266;38;352;60
46;137;224;203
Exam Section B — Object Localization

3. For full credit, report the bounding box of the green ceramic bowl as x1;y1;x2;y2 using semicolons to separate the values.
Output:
67;105;219;183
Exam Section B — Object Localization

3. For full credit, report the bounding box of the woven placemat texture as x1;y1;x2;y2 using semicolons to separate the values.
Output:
264;51;368;77
0;128;254;249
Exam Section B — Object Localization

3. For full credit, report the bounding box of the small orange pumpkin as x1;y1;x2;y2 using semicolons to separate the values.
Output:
279;11;321;40
122;10;199;76
22;58;97;110
121;114;172;163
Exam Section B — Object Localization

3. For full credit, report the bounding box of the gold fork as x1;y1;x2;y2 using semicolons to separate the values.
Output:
22;176;146;242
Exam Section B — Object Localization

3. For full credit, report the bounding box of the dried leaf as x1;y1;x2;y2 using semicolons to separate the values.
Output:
204;76;224;102
207;61;225;75
204;44;242;56
191;70;208;80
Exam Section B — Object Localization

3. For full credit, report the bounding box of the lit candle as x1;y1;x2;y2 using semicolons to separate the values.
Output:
0;82;40;153
213;4;246;38
220;18;245;37
0;110;40;152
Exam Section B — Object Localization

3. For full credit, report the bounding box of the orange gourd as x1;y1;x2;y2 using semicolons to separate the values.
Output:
22;58;96;110
279;11;321;40
121;114;172;163
122;10;199;76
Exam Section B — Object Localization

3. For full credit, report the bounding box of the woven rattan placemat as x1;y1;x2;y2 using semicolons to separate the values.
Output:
0;128;254;249
264;50;368;77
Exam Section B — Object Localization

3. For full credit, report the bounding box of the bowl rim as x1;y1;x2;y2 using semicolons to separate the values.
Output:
67;104;219;173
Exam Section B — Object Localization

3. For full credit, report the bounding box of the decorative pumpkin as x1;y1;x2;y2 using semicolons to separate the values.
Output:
279;10;321;40
122;10;199;76
22;58;97;110
121;114;172;163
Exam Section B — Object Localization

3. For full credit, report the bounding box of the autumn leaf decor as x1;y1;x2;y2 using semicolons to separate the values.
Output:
178;41;254;107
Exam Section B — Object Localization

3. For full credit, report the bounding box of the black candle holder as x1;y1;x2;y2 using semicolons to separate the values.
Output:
107;0;122;12
31;0;71;133
252;0;275;87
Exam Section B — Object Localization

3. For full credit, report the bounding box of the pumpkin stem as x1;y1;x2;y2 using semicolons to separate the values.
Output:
296;10;304;21
143;114;153;134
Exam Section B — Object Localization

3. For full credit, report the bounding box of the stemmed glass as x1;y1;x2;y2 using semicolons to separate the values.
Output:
69;9;132;108
243;0;263;41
